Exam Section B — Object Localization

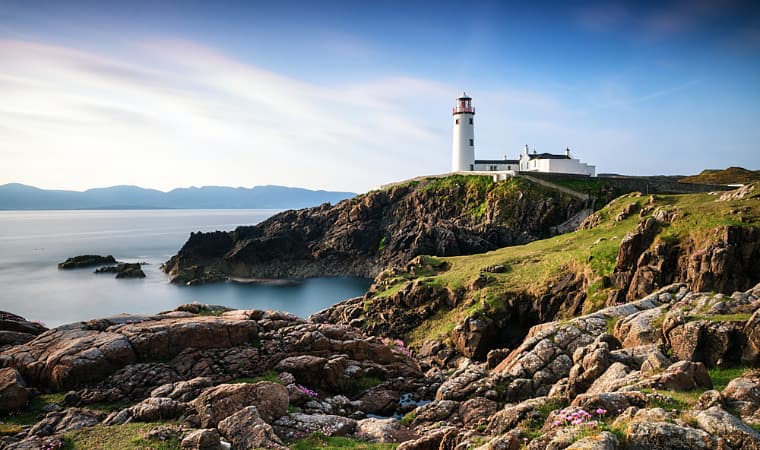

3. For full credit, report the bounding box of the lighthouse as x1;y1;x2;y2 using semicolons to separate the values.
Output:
451;92;475;172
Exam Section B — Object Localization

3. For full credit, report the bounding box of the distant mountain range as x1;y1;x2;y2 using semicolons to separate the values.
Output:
0;183;356;210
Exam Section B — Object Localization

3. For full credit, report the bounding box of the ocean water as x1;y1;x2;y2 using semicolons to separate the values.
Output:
0;210;370;327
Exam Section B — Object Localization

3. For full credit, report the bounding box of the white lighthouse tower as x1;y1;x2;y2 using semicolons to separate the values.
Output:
451;92;475;172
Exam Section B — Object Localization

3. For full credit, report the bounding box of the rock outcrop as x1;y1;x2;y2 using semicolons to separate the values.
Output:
163;175;587;284
57;254;116;269
2;284;760;449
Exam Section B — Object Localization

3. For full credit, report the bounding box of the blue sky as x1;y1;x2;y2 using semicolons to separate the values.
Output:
1;0;759;192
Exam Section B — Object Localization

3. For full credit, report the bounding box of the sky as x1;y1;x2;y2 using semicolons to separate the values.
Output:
0;0;759;193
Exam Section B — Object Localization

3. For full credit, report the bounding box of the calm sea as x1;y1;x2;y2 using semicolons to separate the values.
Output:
0;210;370;327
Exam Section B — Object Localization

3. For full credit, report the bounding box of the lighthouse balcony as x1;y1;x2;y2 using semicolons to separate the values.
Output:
452;106;475;114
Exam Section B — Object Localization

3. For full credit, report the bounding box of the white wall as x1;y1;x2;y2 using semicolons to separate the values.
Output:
452;113;475;171
519;157;595;176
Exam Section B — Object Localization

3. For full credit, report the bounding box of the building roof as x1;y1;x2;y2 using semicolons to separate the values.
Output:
527;153;570;160
475;159;519;164
456;91;471;100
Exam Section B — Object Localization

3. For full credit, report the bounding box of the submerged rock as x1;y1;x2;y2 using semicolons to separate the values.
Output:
95;262;146;278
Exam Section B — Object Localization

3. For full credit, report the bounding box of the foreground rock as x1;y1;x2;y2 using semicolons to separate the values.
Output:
0;367;31;413
3;282;760;449
57;254;116;269
0;311;47;348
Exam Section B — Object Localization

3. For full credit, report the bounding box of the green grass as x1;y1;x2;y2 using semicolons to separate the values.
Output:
353;376;382;393
406;307;459;348
289;433;398;449
231;370;283;385
399;412;416;426
642;388;704;411
686;313;752;323
62;423;181;450
0;393;66;433
709;366;752;391
605;316;619;336
369;184;760;348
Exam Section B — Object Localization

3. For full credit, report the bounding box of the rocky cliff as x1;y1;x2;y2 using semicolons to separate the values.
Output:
163;175;588;284
312;183;760;361
3;284;760;449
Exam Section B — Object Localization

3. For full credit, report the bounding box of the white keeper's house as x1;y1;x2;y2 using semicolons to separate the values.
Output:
451;92;595;177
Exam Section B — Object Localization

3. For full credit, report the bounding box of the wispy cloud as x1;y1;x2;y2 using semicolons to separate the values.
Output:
0;38;459;191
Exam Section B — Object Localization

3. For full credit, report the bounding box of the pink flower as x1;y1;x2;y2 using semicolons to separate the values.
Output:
595;408;607;415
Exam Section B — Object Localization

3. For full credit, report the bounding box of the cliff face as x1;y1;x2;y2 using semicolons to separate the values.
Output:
163;175;588;283
312;183;760;362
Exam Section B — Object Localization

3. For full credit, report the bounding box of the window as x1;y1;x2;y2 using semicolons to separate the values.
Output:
455;119;459;125
469;118;473;125
469;139;474;146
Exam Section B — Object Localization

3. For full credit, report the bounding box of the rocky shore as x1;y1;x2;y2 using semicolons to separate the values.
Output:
2;282;760;449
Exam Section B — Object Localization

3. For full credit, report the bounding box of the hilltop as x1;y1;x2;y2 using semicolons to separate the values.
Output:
680;167;760;185
163;175;589;284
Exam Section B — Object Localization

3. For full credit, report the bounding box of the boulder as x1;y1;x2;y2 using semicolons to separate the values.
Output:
656;361;713;391
452;315;497;359
28;408;105;436
396;426;454;450
571;392;646;416
192;381;288;427
217;406;285;450
722;371;760;421
695;406;760;450
357;388;400;416
355;417;416;443
150;377;214;402
626;421;716;449
459;397;499;428
180;428;224;450
487;397;550;435
0;367;30;413
744;310;760;363
566;431;618;450
407;400;460;428
105;397;187;425
472;431;522;450
272;413;357;441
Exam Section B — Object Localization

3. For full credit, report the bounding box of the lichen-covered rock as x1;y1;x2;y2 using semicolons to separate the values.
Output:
217;406;286;450
722;371;760;423
180;428;224;450
355;417;416;443
571;391;646;416
28;408;105;436
626;421;717;449
192;381;288;427
566;431;618;450
150;377;214;402
486;397;550;435
695;406;760;450
272;413;357;441
105;397;187;425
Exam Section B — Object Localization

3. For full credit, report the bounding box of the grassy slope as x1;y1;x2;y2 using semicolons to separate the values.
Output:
680;167;760;185
371;187;760;348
